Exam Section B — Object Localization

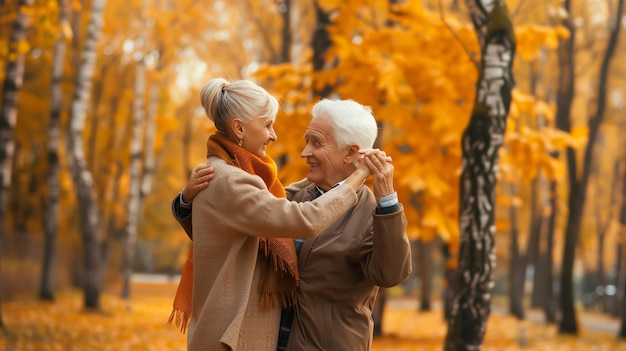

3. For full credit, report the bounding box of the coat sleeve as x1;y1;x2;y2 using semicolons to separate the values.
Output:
194;164;358;239
357;205;412;287
171;194;193;239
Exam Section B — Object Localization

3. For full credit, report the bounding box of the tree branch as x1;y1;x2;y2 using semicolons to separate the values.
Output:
438;0;479;68
512;0;527;19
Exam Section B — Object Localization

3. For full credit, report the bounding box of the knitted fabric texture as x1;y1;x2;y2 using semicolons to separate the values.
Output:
169;132;300;333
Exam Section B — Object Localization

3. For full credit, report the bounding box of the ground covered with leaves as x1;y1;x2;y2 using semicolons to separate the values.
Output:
1;282;624;350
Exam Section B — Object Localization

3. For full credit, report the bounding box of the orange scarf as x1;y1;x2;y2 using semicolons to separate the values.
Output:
169;132;300;333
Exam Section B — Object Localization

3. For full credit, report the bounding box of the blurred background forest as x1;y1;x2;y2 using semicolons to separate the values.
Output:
1;0;626;346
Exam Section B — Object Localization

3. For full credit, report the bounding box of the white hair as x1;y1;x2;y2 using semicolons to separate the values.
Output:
199;78;279;134
311;99;378;149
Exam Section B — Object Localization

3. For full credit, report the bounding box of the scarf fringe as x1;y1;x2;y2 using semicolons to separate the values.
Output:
260;289;298;310
258;239;299;310
259;238;299;281
168;308;190;334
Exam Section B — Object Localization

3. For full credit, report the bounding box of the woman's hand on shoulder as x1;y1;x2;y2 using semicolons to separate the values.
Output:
182;163;215;202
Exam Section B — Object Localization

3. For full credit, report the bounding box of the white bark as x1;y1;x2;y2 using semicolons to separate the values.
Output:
122;53;145;299
444;1;516;349
41;0;71;301
66;0;107;309
0;0;35;327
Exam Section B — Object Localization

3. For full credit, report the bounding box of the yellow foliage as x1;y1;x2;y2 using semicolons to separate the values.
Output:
496;195;524;208
569;125;589;149
320;14;468;243
502;90;584;184
72;0;82;11
4;0;589;277
16;39;30;55
495;217;512;232
0;39;8;58
515;24;570;61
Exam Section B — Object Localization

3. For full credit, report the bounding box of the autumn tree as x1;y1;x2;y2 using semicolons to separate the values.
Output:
122;0;149;301
40;0;71;302
558;0;624;334
66;0;108;310
444;0;516;350
0;0;36;327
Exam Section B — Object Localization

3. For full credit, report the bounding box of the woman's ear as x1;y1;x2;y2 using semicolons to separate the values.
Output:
231;118;244;140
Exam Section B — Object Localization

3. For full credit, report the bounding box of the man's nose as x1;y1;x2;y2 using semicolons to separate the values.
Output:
300;144;311;158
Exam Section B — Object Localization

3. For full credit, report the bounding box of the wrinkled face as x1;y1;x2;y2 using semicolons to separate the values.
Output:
241;117;277;158
301;118;354;191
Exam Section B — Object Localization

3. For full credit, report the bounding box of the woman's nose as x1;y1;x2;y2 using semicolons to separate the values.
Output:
270;127;277;141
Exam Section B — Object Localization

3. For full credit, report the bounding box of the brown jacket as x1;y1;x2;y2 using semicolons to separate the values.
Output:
182;158;359;351
285;181;411;351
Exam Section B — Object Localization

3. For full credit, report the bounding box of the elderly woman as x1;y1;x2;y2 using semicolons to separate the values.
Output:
169;78;382;351
176;98;412;351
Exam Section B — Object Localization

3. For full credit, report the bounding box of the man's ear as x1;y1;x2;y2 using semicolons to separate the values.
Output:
231;118;244;140
345;145;359;163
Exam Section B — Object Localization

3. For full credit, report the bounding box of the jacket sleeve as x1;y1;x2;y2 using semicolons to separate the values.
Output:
285;178;311;201
176;178;312;237
171;194;193;240
194;165;358;239
357;205;412;287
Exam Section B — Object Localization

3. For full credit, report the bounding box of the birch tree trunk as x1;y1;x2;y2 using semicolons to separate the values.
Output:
443;1;515;349
558;0;623;334
121;0;157;299
66;0;107;310
0;0;35;328
122;56;145;300
40;0;70;302
142;86;156;203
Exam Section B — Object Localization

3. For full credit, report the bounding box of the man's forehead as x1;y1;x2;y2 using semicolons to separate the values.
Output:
304;127;327;140
305;118;332;135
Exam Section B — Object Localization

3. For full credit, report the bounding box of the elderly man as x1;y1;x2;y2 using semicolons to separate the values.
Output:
173;98;412;350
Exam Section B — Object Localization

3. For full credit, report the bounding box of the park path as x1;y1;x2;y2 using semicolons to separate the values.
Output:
387;296;621;335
